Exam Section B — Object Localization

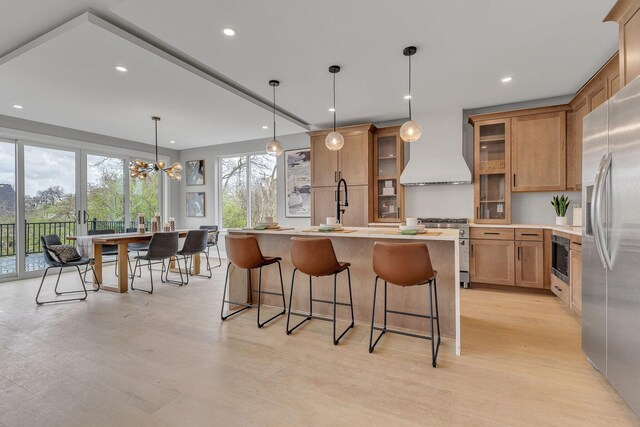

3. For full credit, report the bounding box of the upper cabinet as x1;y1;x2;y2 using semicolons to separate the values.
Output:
511;111;566;192
373;126;405;223
606;0;640;86
469;106;569;223
473;119;511;224
308;124;374;188
567;53;620;191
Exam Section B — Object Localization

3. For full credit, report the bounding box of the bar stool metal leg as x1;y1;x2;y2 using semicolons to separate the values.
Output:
286;268;312;334
332;269;354;345
220;262;251;320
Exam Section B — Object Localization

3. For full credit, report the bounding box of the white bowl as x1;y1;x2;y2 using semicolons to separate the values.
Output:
399;224;425;232
320;223;342;230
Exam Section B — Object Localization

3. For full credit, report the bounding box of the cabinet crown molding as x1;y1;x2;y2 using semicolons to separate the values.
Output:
468;105;570;125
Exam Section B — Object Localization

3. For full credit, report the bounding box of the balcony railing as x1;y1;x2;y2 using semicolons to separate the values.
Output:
0;219;152;258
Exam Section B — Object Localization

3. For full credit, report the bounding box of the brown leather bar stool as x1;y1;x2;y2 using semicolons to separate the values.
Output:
286;237;354;345
369;242;441;367
221;235;286;328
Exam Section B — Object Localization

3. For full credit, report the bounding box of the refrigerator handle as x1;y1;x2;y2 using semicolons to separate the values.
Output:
591;154;607;269
596;152;613;270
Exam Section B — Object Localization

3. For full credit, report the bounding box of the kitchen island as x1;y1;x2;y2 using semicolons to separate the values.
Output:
227;227;461;355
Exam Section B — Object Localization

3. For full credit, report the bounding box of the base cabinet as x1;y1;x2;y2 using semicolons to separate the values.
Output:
470;239;515;286
515;241;544;288
570;237;583;315
310;185;369;227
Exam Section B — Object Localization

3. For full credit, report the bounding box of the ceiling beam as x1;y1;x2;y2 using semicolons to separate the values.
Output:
0;9;312;131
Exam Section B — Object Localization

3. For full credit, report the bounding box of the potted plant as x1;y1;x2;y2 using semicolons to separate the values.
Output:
551;195;571;226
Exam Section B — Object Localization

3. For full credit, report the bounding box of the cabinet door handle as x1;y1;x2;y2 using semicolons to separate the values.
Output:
334;171;338;182
513;174;516;187
476;206;480;219
517;246;521;260
470;244;473;257
334;190;337;201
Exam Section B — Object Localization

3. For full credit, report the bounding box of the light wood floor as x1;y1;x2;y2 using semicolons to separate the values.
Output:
0;261;637;426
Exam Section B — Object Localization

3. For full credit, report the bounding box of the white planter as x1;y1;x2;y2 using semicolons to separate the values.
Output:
556;216;568;226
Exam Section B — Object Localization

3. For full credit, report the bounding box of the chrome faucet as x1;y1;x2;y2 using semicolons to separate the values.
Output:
336;178;349;224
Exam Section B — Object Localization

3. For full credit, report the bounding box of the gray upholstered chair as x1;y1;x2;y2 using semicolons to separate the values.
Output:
176;229;211;283
87;229;132;278
130;231;183;294
36;234;100;305
126;227;149;278
199;225;221;269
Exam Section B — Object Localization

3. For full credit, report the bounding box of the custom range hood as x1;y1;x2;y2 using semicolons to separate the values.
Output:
399;111;472;185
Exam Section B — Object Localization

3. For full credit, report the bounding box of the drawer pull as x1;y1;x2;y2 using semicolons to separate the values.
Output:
484;232;500;235
521;233;539;236
554;285;563;292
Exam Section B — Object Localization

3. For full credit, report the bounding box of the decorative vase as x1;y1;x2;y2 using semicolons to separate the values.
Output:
556;216;568;226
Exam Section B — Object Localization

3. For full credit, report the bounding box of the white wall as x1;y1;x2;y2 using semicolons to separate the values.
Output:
512;192;582;225
177;132;311;230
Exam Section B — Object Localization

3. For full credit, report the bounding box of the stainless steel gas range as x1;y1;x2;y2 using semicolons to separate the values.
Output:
418;218;469;288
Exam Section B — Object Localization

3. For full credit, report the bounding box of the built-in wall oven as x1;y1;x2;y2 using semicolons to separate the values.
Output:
551;235;570;284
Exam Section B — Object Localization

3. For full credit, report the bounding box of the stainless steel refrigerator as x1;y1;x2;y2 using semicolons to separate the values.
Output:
583;74;640;417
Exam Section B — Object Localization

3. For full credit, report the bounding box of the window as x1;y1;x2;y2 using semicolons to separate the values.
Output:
220;153;277;228
129;159;160;227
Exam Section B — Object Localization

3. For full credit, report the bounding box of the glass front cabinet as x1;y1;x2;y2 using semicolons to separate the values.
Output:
373;126;404;223
473;119;511;224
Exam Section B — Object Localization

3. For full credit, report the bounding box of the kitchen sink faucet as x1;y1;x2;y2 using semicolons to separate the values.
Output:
336;178;349;224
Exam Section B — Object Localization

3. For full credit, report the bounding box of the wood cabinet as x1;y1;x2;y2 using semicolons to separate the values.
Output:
470;239;515;286
372;126;404;223
470;226;544;289
567;53;620;190
606;0;640;86
472;119;511;224
511;111;566;192
309;124;374;226
515;241;544;288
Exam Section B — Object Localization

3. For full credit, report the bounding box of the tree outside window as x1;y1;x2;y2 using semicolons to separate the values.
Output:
220;153;277;228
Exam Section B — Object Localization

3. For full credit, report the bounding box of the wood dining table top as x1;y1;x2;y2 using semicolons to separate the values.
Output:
68;229;195;245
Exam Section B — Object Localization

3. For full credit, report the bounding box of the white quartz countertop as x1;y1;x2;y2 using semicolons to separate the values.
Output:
469;222;582;237
228;226;460;241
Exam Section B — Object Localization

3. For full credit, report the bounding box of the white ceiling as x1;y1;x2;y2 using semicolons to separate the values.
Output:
0;0;619;149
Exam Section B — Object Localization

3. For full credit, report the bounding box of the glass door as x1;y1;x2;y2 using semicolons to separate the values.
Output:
23;145;79;272
373;127;404;223
0;141;16;278
474;120;511;223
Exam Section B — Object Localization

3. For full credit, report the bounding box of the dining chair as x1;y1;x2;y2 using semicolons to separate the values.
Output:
36;234;100;305
199;225;222;269
176;229;211;284
126;227;149;278
130;231;183;294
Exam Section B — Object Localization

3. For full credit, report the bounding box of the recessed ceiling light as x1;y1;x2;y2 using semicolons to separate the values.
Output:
262;125;269;129
115;66;128;72
169;140;175;144
13;105;23;109
404;94;412;100
328;108;336;112
223;28;236;36
501;76;513;83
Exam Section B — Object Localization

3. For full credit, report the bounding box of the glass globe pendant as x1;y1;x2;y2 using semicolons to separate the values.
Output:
325;65;344;151
266;80;283;156
400;46;422;143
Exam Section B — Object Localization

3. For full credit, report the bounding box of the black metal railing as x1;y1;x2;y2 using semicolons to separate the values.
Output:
0;220;157;258
25;221;77;255
0;223;16;257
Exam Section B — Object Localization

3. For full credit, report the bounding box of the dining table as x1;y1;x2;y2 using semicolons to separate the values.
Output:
68;230;201;293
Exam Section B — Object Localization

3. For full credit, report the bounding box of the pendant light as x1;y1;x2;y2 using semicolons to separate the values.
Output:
265;80;283;156
400;46;422;142
325;65;344;151
129;116;182;181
